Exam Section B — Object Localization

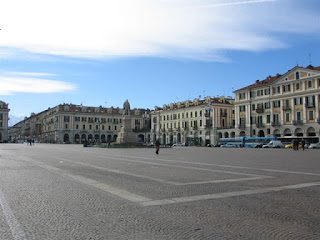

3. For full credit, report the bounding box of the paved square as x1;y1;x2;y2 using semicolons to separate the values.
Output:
0;144;320;239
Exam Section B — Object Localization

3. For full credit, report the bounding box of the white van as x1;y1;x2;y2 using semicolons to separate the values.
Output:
262;140;283;148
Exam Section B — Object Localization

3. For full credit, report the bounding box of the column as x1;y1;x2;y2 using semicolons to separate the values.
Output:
315;95;319;120
291;98;295;123
303;97;307;123
280;99;284;124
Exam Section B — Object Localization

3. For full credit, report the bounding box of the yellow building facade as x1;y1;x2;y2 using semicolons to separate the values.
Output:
151;96;234;146
233;65;320;140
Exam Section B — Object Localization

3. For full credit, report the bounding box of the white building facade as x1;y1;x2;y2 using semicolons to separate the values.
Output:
0;101;10;142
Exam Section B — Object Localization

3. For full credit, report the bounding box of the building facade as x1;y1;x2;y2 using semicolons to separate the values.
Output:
0;101;10;142
11;103;151;144
233;65;320;139
151;96;234;146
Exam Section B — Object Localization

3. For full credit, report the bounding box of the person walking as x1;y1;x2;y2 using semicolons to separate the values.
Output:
155;138;160;155
301;138;306;151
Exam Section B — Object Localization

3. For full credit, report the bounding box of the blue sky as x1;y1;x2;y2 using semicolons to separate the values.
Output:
0;0;320;125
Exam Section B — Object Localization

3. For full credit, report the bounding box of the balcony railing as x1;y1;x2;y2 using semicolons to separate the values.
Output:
293;120;303;125
238;124;246;129
256;123;265;128
271;122;281;127
217;125;235;130
255;108;264;114
282;105;291;111
305;102;315;108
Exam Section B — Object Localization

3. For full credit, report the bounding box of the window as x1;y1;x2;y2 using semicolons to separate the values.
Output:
296;112;301;121
76;124;79;129
256;90;263;96
264;102;270;109
64;116;70;122
309;111;314;120
296;72;300;80
178;113;180;119
285;113;290;122
186;113;188;118
163;116;166;121
252;104;256;110
190;112;193;118
239;92;246;99
294;97;303;105
240;105;246;112
267;128;270;134
250;91;256;98
283;84;291;92
83;125;85;130
65;124;68;128
199;111;202;117
267;115;270;123
308;80;312;88
114;126;117;130
75;117;80;121
89;125;92;130
264;88;270;95
273;86;280;94
273;101;280;108
102;125;105;130
182;113;184;118
296;82;300;90
250;116;256;124
200;120;202;126
273;114;279;123
96;125;98;130
108;126;111;130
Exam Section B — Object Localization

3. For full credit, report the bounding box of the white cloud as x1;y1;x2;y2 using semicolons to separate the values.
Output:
0;75;76;95
0;0;319;61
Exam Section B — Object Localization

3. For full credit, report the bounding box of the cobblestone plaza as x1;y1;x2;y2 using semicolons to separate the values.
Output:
0;144;319;239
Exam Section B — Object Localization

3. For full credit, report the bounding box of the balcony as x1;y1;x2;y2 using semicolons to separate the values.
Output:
255;108;264;114
293;120;303;125
305;102;315;108
221;112;227;117
282;105;291;111
238;124;246;129
217;125;235;130
256;123;265;128
271;122;281;127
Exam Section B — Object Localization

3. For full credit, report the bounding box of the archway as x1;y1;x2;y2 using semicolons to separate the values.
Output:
307;127;316;136
88;134;93;143
74;134;80;144
230;132;235;138
224;132;229;138
147;134;151;142
218;132;223;139
295;128;303;137
63;133;69;143
81;134;86;144
162;134;166;144
273;129;280;137
258;130;265;137
239;131;246;137
283;128;292;136
138;134;144;143
170;135;173;144
94;134;99;143
177;133;181;142
101;134;106;143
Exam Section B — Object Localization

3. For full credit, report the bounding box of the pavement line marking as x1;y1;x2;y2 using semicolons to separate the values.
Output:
141;181;320;206
0;189;27;240
97;155;269;178
55;157;180;185
104;153;320;177
20;157;152;203
55;157;271;186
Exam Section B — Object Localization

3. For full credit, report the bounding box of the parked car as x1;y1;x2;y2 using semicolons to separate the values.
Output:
285;143;303;149
220;143;236;148
308;142;320;149
172;142;185;147
262;140;283;148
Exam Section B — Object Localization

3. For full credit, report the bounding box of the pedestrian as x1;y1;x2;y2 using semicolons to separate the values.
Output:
301;138;306;151
296;139;299;151
155;138;160;154
32;139;35;145
292;139;296;150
